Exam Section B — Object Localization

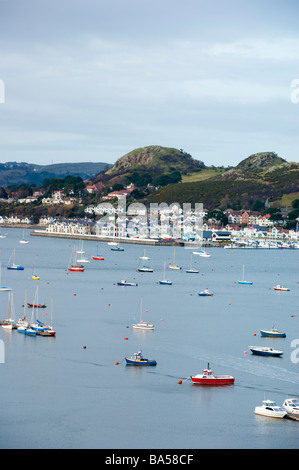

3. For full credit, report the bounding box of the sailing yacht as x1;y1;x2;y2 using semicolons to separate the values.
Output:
7;249;24;270
139;249;150;261
186;254;199;273
159;262;172;285
169;247;181;270
132;298;154;330
238;265;253;285
1;291;16;329
19;230;29;244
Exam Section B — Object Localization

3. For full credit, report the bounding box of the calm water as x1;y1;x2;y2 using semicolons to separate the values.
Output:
0;228;298;449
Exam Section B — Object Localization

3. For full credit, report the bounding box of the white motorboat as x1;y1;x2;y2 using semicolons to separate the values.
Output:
282;398;299;420
254;399;287;418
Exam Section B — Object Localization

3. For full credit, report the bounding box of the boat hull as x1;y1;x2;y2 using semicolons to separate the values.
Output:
138;268;153;272
125;358;156;366
191;376;234;385
92;256;104;260
7;266;24;270
117;282;137;286
159;280;172;285
249;347;283;357
260;330;286;337
254;408;286;418
238;281;253;285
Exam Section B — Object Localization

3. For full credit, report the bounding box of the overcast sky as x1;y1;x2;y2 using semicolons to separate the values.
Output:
0;0;298;168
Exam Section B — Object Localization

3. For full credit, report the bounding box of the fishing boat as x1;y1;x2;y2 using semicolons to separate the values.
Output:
249;346;283;357
117;280;138;286
198;288;213;296
238;265;252;284
186;254;198;273
190;363;235;385
254;400;287;418
7;249;24;270
125;351;156;366
132;298;154;330
139;249;150;260
169;247;181;270
260;327;286;337
282;398;299;421
273;285;290;291
159;262;172;285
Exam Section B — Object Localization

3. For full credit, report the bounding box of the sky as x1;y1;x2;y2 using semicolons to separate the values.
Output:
0;0;299;168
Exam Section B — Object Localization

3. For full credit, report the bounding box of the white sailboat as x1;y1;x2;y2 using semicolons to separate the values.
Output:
132;298;154;330
76;241;90;263
169;247;181;270
186;254;199;273
139;249;150;260
238;265;253;285
19;230;29;244
159;262;172;285
1;291;16;329
17;289;31;332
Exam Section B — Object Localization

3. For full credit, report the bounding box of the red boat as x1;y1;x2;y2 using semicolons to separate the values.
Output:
92;256;104;260
190;363;235;385
68;265;85;272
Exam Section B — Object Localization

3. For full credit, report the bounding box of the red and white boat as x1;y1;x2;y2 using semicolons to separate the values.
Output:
190;363;235;385
273;285;290;291
92;256;104;260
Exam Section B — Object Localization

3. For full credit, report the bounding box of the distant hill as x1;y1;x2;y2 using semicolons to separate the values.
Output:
0;161;113;186
148;152;299;210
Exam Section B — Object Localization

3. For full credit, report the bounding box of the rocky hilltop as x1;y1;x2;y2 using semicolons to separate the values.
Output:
106;145;204;176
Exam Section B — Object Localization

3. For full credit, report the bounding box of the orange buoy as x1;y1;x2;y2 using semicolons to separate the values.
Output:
115;361;119;365
124;337;128;340
83;345;86;349
177;380;182;384
253;333;256;336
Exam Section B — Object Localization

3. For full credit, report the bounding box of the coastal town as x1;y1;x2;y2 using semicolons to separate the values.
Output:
1;187;298;248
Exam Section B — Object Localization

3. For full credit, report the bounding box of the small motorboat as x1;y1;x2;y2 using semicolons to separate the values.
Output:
249;346;283;357
198;288;213;296
117;280;138;286
260;327;286;337
190;363;235;385
254;399;287;418
282;398;299;421
138;266;153;272
125;351;156;366
273;285;290;291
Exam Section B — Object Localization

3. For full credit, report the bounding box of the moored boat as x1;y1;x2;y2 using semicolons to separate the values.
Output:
132;297;154;330
7;249;24;270
260;327;286;337
254;400;287;418
273;285;290;291
249;346;283;357
117;280;138;286
238;264;252;285
125;351;156;366
198;288;213;296
138;266;153;272
190;363;235;385
282;398;299;421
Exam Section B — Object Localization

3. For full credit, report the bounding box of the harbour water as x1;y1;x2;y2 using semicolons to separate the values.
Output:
0;228;298;449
